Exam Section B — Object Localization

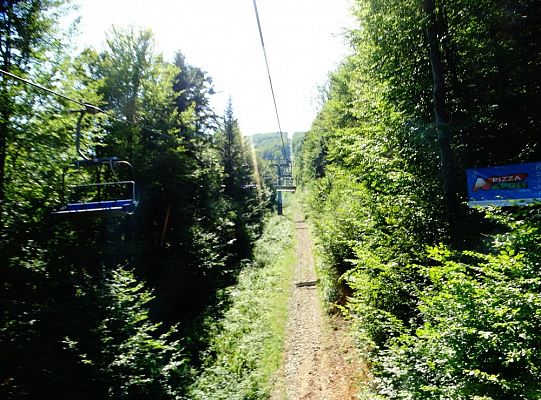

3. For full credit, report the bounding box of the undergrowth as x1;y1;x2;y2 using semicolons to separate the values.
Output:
297;189;343;313
303;169;541;399
189;211;295;399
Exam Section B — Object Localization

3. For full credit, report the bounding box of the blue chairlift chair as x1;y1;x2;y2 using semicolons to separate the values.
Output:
53;106;138;217
53;158;138;216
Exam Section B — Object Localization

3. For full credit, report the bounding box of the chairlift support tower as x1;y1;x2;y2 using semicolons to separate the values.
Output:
270;159;296;215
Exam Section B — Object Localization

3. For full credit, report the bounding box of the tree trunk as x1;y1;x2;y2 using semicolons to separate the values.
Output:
0;8;12;229
0;108;6;221
422;0;459;235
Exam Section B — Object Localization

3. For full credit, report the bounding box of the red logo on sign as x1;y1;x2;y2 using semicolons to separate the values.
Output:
473;174;528;192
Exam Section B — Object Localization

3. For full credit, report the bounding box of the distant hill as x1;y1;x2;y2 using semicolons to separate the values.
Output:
251;132;291;161
251;132;305;183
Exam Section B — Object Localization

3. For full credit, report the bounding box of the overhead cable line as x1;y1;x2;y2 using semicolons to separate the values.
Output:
0;68;98;109
251;0;288;161
0;68;175;140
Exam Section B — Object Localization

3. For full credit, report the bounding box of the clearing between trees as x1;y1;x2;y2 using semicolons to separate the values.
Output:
272;212;369;400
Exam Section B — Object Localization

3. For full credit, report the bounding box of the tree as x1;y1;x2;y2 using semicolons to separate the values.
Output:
0;0;72;229
422;0;459;231
95;268;190;399
215;98;261;261
297;0;541;397
0;7;266;399
172;52;216;136
219;98;245;194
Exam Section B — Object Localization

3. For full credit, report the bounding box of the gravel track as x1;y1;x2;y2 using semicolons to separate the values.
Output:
272;215;364;400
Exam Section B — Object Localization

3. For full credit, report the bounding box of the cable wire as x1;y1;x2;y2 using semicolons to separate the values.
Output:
0;68;175;140
252;0;288;162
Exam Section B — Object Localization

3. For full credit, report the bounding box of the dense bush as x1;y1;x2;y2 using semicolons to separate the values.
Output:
295;0;541;397
377;210;541;399
190;214;295;399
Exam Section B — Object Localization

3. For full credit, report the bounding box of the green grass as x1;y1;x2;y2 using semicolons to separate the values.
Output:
189;212;295;400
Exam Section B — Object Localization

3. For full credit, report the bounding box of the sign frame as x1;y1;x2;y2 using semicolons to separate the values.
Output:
466;162;541;207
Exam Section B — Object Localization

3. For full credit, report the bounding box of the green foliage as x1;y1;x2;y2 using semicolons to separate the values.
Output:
190;214;294;399
0;0;77;229
297;0;541;398
304;164;428;348
173;51;216;134
298;54;444;345
251;132;290;161
291;131;305;158
96;268;190;400
377;210;541;399
1;9;265;400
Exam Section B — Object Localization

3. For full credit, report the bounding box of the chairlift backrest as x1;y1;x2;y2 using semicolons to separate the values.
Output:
53;157;138;216
53;107;138;217
276;175;296;192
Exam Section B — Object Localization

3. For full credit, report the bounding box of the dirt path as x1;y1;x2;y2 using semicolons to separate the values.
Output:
272;214;365;400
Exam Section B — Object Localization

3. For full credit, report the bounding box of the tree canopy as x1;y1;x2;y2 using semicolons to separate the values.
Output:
1;0;540;398
296;0;541;397
0;4;263;398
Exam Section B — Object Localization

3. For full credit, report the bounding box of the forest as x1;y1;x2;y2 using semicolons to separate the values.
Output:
295;0;541;398
1;0;541;399
1;1;270;398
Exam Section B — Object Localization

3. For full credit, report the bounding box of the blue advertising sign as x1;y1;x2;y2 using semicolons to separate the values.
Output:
466;162;541;207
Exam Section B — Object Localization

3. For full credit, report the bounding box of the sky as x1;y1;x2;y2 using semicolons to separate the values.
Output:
74;0;355;136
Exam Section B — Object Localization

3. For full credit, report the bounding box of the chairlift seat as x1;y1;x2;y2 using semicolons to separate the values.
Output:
54;198;137;215
74;157;118;167
54;181;138;216
276;174;296;192
54;109;138;218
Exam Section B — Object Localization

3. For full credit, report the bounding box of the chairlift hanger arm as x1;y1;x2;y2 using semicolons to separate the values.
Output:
75;111;89;161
